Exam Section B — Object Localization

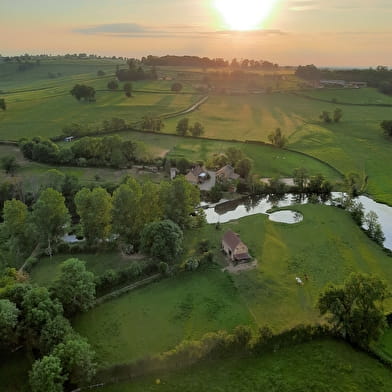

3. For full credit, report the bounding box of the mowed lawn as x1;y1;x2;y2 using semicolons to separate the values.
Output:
73;266;253;365
100;339;392;392
213;205;392;330
29;252;135;286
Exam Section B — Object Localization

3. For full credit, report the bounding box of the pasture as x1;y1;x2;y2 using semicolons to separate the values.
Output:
72;203;392;366
100;339;392;392
29;251;136;286
73;266;253;365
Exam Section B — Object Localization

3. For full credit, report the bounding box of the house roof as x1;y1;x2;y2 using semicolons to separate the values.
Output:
216;165;240;180
222;230;242;250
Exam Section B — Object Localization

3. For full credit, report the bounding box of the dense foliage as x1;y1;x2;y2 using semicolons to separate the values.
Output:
20;135;152;168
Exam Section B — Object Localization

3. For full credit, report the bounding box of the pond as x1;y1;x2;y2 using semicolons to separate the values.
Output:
269;210;303;224
203;193;392;250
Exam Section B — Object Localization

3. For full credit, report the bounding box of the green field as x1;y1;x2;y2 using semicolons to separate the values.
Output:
100;339;392;392
299;87;392;105
73;203;392;366
161;89;392;204
0;131;341;188
29;251;137;286
73;266;253;365
375;328;392;362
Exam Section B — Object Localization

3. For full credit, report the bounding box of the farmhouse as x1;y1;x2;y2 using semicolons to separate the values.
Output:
64;136;74;142
222;230;251;262
185;165;208;185
216;165;240;182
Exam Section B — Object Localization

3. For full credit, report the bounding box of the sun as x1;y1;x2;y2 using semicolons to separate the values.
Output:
214;0;278;31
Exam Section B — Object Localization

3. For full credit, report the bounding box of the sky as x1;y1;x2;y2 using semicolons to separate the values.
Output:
1;0;391;66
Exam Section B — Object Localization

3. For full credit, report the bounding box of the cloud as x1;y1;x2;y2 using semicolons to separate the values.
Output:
288;0;319;11
74;23;151;35
74;23;288;39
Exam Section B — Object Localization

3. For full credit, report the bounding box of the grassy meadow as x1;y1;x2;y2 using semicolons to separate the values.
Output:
100;339;392;392
72;203;392;366
29;251;136;286
73;266;253;365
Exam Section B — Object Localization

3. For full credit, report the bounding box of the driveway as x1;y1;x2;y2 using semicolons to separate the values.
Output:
199;170;216;191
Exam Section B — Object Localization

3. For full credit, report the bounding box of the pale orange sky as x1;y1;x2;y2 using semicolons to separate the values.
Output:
1;0;391;66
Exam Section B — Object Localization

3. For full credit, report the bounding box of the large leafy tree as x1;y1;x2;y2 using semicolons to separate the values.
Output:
53;335;96;387
318;273;389;348
70;84;96;102
0;299;19;347
160;176;200;229
29;355;65;392
53;259;96;315
20;286;63;348
176;118;189;136
140;181;163;226
75;187;112;245
39;315;73;354
112;179;142;244
140;220;183;263
32;188;70;256
2;199;31;256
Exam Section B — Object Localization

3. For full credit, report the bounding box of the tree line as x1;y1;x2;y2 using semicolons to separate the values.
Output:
2;176;201;261
141;55;279;70
19;135;153;168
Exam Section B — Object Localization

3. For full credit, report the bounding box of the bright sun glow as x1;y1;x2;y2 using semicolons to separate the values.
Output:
214;0;278;31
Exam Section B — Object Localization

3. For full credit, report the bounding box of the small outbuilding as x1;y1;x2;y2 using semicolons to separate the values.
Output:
222;230;250;262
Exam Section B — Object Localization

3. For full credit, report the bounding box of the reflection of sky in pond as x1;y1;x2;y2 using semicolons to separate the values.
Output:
204;192;392;250
269;211;303;224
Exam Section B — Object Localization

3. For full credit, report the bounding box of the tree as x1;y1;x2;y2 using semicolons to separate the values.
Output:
1;155;19;175
380;120;392;137
0;98;6;110
225;147;244;166
107;80;119;90
53;259;96;315
344;172;362;197
293;168;309;193
171;82;183;92
318;273;389;347
268;128;287;148
176;118;189;136
75;187;112;245
189;122;204;137
0;299;19;347
29;355;65;392
3;199;31;256
124;82;133;97
21;286;63;348
53;335;96;387
364;211;385;245
39;315;72;354
320;111;332;123
32;188;70;257
70;84;96;102
97;70;105;76
139;181;164;227
140;220;183;263
112;179;142;245
235;158;252;178
333;108;343;123
160;176;200;229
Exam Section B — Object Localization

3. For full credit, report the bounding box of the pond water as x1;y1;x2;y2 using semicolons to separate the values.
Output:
204;193;392;250
269;210;303;224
